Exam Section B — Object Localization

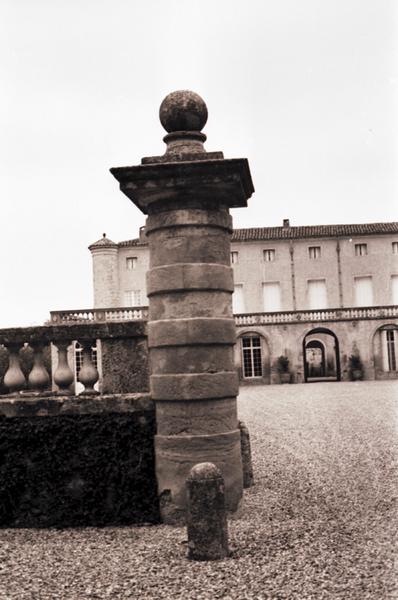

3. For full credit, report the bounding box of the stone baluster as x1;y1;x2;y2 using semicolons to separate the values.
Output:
78;341;99;394
53;341;74;394
28;342;50;391
3;343;26;393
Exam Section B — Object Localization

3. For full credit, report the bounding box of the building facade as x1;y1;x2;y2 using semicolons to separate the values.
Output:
87;220;398;385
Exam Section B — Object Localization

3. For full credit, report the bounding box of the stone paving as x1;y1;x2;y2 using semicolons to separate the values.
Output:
236;380;398;598
1;381;397;599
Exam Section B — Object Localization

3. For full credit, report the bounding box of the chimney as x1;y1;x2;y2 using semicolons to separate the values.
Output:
283;218;290;228
139;226;146;241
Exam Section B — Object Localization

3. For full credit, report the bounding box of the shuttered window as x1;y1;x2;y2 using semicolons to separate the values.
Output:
354;277;373;307
232;284;245;314
391;275;398;304
262;282;281;312
307;279;327;309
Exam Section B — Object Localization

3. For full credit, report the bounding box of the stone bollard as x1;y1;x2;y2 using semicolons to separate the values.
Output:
239;420;254;488
186;463;229;561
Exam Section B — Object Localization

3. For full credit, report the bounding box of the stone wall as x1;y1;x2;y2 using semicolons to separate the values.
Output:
231;233;398;313
89;230;398;315
235;315;398;384
117;244;149;307
0;394;159;527
100;335;149;394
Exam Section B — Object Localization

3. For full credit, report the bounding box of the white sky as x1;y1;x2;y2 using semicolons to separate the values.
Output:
0;0;397;327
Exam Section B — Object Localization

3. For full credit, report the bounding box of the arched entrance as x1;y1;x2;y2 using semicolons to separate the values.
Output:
303;328;341;382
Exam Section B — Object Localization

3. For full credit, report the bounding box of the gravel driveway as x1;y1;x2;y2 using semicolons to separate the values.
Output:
1;381;397;599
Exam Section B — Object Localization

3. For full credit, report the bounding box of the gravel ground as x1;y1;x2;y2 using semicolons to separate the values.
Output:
1;380;397;599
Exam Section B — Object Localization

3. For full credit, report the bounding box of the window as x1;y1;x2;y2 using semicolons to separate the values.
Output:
307;279;327;309
355;243;367;256
386;330;397;371
232;284;244;314
230;251;239;264
391;275;398;304
354;276;373;306
124;290;141;306
242;336;262;378
262;282;281;311
126;257;137;270
392;242;398;255
308;246;321;259
263;249;275;262
380;326;398;372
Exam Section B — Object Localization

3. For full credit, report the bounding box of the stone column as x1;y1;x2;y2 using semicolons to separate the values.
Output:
111;90;254;522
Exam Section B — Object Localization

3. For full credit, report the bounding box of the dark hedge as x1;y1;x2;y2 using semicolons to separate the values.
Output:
0;411;160;528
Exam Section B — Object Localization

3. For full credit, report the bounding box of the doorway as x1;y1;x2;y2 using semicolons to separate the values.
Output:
303;328;341;382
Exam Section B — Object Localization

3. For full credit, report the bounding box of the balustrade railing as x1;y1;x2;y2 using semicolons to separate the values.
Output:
0;321;146;397
50;307;148;324
0;328;98;396
234;305;398;326
50;304;398;327
1;305;396;395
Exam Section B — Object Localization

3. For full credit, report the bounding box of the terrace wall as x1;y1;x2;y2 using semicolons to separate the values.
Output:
0;394;158;527
0;322;157;528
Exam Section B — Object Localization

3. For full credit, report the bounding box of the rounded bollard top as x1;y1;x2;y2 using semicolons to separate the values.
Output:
159;90;208;133
187;462;222;481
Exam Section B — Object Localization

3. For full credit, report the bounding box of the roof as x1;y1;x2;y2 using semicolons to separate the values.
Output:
231;222;398;241
115;222;398;247
118;238;147;247
88;234;118;250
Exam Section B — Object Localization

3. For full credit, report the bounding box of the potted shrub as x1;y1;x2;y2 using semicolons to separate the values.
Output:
348;354;363;381
276;355;291;384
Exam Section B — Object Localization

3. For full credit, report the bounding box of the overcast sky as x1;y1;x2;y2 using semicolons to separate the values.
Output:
0;0;396;327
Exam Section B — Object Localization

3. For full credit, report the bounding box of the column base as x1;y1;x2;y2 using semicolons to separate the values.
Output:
155;429;243;524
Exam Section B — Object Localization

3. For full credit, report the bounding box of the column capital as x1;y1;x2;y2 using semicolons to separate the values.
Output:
110;158;254;214
110;90;254;214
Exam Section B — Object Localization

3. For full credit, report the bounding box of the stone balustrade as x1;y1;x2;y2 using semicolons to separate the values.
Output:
50;306;148;324
0;321;148;396
234;305;398;326
50;304;398;328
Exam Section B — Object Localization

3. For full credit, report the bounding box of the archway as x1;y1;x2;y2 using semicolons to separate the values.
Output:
303;328;341;382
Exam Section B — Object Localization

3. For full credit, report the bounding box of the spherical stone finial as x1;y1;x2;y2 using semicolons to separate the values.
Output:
159;90;208;133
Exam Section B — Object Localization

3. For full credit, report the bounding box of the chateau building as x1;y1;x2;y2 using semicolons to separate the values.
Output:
83;220;398;385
